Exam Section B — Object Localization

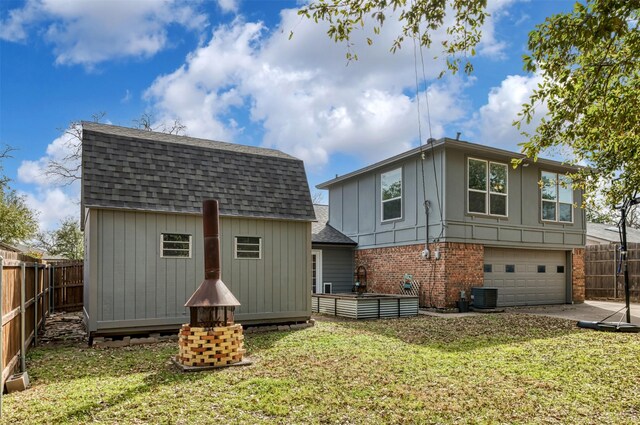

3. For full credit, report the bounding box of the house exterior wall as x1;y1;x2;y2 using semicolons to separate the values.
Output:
325;145;586;250
354;242;484;308
313;245;354;294
84;209;311;334
328;149;446;248
443;147;586;248
354;242;585;308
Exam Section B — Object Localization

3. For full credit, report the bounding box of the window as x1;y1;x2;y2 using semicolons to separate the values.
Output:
323;282;332;294
505;264;515;273
484;264;492;273
161;233;191;258
234;236;261;259
381;168;402;221
537;265;546;273
468;158;508;216
541;171;573;222
557;265;565;273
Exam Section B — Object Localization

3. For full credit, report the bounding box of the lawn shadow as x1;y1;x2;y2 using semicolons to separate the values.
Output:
57;367;207;423
319;312;586;353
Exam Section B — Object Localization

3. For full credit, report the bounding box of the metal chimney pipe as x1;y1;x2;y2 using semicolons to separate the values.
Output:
203;200;221;281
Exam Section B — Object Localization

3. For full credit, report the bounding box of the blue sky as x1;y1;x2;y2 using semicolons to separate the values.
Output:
0;0;573;231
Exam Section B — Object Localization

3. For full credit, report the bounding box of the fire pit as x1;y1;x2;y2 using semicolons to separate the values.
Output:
175;200;248;369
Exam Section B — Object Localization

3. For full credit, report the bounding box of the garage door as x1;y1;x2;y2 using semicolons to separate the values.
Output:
483;248;567;306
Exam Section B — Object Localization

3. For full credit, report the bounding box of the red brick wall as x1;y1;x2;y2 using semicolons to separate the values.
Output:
354;243;484;308
572;248;585;303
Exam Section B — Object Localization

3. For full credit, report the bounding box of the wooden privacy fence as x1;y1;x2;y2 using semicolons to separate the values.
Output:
585;243;640;302
1;251;84;413
50;261;83;312
1;250;49;405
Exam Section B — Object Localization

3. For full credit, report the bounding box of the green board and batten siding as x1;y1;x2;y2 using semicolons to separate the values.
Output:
84;209;311;334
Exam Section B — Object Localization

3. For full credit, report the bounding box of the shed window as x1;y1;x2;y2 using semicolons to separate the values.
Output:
381;168;402;221
235;236;261;259
541;172;573;222
161;233;191;258
468;158;508;216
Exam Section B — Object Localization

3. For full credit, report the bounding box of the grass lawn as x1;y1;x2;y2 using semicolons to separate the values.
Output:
2;314;639;424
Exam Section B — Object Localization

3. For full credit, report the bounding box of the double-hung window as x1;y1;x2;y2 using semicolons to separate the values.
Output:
467;158;508;216
381;168;402;221
541;171;573;222
161;233;192;258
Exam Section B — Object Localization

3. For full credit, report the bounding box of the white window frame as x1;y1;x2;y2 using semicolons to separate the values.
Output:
323;282;333;294
540;171;574;223
467;158;508;217
234;236;262;259
312;249;323;294
381;167;403;222
160;233;192;258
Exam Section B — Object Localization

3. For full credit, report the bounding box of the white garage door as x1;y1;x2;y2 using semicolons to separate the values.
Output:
483;248;567;306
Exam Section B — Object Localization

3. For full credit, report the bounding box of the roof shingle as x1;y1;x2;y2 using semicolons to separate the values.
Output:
81;122;315;221
312;205;356;245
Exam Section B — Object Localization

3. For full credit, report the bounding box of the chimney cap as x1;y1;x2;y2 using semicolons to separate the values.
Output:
185;278;241;307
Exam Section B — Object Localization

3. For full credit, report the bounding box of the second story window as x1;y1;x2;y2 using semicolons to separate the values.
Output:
381;168;402;221
468;158;508;216
541;171;573;222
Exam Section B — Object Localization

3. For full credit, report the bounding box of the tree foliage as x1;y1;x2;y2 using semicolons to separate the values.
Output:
298;0;487;74
0;188;39;244
517;0;640;208
0;146;39;244
35;217;84;260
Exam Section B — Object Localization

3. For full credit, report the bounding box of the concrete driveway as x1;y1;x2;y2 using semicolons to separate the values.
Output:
507;300;640;323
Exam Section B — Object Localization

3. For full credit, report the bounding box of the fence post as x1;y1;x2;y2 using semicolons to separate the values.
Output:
51;265;55;314
34;263;38;346
1;255;4;418
21;262;26;372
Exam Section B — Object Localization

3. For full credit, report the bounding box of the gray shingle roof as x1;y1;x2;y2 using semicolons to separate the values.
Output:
587;222;640;244
312;205;357;245
81;122;315;221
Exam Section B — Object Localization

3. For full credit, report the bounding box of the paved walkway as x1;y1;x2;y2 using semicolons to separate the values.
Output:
419;300;640;323
507;300;640;323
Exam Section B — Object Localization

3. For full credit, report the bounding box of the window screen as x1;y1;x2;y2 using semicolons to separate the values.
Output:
161;233;191;258
235;236;261;259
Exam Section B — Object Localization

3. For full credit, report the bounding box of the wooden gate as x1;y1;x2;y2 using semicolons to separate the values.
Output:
50;261;84;312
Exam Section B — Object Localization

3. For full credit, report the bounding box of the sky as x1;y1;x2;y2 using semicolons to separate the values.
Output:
0;0;574;232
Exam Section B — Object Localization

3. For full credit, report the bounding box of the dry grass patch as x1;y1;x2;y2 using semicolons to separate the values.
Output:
2;314;639;424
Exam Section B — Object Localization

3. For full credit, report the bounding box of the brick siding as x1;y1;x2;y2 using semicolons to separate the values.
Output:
571;248;585;303
354;242;484;308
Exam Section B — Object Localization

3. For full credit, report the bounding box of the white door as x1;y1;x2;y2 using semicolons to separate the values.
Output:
484;248;567;306
312;249;323;294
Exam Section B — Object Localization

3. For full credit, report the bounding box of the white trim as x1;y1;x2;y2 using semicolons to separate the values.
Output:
381;167;403;222
467;157;508;217
323;282;333;294
160;233;192;258
312;249;323;294
234;236;262;260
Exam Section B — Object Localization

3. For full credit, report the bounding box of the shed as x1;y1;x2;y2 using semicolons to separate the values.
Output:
81;122;315;336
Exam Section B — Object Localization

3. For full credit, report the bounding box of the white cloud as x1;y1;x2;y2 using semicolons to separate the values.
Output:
21;187;80;231
144;2;514;169
18;126;80;186
0;0;207;67
217;0;239;14
468;73;546;150
17;126;81;230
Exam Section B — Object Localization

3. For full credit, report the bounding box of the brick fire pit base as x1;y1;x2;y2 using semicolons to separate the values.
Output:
176;323;247;368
